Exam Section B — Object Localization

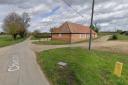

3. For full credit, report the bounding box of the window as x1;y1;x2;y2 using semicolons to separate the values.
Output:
59;34;62;37
80;34;82;38
84;34;86;38
80;34;84;38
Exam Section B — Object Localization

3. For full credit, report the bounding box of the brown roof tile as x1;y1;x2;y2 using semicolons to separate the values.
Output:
52;22;96;34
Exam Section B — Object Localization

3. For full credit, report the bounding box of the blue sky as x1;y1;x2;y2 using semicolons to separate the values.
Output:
0;0;128;32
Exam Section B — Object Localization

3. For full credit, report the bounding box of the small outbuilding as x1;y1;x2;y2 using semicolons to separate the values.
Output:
51;22;97;43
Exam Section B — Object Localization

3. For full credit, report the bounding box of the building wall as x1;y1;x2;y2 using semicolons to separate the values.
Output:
52;33;97;43
71;34;97;43
71;34;87;43
52;34;71;43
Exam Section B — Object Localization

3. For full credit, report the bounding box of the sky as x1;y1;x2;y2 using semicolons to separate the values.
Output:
0;0;128;32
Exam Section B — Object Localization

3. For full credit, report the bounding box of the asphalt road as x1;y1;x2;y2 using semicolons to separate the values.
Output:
0;40;50;85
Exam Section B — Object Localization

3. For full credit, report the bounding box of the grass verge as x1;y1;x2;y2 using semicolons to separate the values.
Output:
33;40;68;45
37;47;128;85
31;36;40;40
117;34;128;40
109;34;128;41
33;40;90;45
0;35;25;47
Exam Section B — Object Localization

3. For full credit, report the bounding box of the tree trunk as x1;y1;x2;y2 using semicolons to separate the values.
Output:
13;34;17;40
19;32;25;38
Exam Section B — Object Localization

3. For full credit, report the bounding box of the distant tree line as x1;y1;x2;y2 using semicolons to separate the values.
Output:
33;30;51;38
116;29;128;35
2;12;30;39
110;29;128;40
0;32;6;35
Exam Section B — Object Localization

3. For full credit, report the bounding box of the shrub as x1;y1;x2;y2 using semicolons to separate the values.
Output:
111;34;118;40
125;32;128;35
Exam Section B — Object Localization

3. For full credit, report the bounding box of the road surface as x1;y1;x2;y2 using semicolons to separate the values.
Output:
0;40;50;85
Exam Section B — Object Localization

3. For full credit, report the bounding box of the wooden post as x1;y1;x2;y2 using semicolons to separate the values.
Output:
89;0;95;51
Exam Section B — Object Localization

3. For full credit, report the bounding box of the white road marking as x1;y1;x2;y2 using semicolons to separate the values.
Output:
8;55;20;72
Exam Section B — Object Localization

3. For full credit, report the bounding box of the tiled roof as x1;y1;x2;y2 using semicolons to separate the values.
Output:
52;22;96;34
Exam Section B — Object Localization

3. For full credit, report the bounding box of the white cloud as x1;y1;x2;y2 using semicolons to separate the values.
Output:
100;23;109;26
0;0;128;32
28;4;50;14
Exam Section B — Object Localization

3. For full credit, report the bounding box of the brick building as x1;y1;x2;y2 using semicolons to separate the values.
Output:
51;22;97;43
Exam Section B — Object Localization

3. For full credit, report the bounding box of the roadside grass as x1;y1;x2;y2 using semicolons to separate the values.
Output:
117;34;128;40
33;40;68;45
37;47;128;85
31;36;40;40
33;40;90;45
0;35;25;47
109;34;128;41
31;36;38;40
98;32;113;37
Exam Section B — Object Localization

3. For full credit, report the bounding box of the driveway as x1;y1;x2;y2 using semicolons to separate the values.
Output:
0;40;50;85
30;35;111;52
31;35;128;54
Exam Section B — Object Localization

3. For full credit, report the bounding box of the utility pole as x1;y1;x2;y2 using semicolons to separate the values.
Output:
89;0;95;51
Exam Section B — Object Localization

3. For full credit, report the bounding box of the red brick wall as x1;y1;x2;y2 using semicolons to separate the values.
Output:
71;34;86;43
52;33;97;43
71;34;97;43
52;34;71;43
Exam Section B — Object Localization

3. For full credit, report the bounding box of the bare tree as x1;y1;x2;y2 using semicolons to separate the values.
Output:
19;12;30;38
2;12;30;39
3;12;22;39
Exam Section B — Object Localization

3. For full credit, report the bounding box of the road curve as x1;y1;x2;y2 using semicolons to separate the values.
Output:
0;40;50;85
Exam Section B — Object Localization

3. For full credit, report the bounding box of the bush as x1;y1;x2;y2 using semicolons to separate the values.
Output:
125;32;128;35
111;34;118;40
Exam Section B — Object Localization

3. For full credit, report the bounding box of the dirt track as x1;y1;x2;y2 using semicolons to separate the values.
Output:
31;35;128;54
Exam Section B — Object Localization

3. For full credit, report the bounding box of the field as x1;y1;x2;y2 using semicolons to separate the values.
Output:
0;35;25;47
37;47;128;85
98;32;114;36
117;34;128;40
109;34;128;41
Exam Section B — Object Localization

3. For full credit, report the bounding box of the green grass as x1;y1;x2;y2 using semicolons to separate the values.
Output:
37;47;128;85
98;32;114;36
33;40;90;45
33;40;68;45
117;34;128;40
31;36;40;40
0;35;25;47
109;34;128;41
